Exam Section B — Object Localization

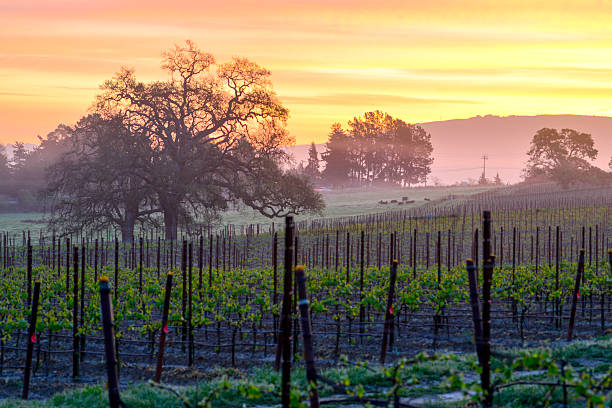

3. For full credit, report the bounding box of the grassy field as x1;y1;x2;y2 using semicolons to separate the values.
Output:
206;184;499;227
0;185;500;236
1;336;609;407
0;212;46;237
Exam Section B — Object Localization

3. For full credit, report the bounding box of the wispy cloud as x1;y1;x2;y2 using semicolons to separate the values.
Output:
282;93;480;106
0;91;39;97
2;0;612;144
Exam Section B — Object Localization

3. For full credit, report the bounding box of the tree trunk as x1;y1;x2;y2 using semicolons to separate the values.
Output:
163;205;179;241
120;211;136;243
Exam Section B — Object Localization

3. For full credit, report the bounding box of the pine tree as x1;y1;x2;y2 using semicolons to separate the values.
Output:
0;145;10;178
322;123;352;187
478;172;489;185
10;141;29;173
304;142;320;180
494;172;502;185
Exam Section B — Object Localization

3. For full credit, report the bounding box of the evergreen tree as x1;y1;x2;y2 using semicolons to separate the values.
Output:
494;172;502;185
322;123;352;186
0;145;10;179
10;141;29;173
478;172;489;185
304;142;320;180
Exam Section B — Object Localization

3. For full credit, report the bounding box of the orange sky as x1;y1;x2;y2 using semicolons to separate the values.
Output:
2;0;612;145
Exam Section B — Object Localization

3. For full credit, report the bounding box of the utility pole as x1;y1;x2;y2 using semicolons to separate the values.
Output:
481;154;488;180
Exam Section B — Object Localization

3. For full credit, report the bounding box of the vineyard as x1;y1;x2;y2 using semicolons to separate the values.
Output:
1;184;612;407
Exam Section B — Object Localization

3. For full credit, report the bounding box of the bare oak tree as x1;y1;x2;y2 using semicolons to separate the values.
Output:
46;115;157;242
97;41;322;239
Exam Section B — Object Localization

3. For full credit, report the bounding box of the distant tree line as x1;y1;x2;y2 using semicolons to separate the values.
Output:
0;128;72;211
298;122;612;189
303;111;434;187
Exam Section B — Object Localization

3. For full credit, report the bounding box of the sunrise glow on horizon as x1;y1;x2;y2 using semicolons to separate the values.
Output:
2;0;612;145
